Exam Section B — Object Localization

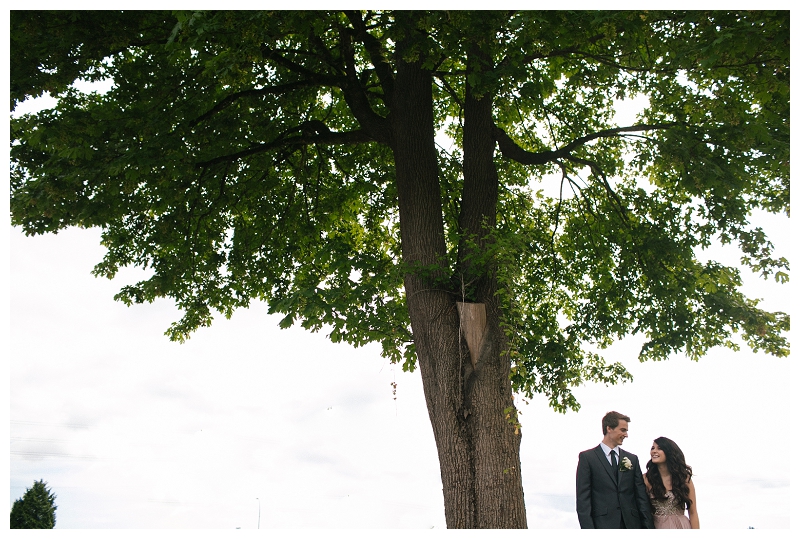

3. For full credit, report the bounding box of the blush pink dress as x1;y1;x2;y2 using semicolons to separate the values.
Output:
650;490;692;529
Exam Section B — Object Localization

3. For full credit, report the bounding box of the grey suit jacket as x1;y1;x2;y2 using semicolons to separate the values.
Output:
576;445;654;529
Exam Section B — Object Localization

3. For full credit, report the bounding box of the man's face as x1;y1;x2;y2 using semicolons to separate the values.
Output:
604;419;629;448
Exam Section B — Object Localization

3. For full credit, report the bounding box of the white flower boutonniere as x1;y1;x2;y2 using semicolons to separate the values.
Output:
619;456;633;472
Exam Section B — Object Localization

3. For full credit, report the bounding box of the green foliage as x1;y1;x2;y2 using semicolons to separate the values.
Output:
10;479;57;529
10;10;789;411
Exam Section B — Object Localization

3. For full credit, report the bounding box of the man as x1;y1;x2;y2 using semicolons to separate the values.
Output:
576;411;654;529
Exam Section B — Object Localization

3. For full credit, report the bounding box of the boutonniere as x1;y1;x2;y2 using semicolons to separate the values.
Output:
619;456;633;472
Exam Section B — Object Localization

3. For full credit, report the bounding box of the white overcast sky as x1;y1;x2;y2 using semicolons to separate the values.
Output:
5;7;797;534
8;210;792;531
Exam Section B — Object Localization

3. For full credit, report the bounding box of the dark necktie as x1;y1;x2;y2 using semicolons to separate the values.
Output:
610;450;619;481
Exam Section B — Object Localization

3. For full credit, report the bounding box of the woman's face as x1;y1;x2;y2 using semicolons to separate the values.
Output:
650;442;666;464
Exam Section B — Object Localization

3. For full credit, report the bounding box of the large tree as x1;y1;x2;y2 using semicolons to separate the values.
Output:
10;479;58;529
10;11;789;528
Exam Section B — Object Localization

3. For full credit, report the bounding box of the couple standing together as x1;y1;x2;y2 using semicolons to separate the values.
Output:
576;411;700;529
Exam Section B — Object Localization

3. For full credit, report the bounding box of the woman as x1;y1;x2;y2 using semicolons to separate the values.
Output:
643;437;700;529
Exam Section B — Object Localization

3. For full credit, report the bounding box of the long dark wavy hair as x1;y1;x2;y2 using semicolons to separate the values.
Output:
645;437;693;511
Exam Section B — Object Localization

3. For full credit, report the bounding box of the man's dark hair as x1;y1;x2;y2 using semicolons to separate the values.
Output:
602;411;631;435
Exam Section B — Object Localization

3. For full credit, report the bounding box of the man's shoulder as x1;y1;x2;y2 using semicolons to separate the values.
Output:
578;445;601;457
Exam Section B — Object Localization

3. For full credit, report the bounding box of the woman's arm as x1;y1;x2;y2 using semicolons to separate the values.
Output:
687;478;700;529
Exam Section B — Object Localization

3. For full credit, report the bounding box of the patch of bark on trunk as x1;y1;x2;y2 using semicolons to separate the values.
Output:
389;49;527;528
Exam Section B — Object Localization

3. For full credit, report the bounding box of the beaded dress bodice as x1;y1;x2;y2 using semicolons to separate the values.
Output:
650;490;685;517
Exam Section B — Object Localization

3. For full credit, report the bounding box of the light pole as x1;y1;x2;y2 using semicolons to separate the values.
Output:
256;497;260;529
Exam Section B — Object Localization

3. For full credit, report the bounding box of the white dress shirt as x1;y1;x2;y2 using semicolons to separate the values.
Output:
600;441;620;466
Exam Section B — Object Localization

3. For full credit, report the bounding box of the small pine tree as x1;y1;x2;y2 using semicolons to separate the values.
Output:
10;479;57;529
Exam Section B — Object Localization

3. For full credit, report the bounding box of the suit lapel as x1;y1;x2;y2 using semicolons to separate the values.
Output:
594;445;617;485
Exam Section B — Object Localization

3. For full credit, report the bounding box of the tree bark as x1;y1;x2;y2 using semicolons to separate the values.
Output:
388;36;527;528
456;50;527;528
390;53;474;528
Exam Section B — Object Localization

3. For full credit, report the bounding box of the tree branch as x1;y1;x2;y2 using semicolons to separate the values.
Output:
260;45;344;86
564;154;629;225
434;75;464;110
336;22;392;144
494;123;678;166
562;123;679;153
195;122;373;168
345;10;395;107
496;33;605;71
189;80;322;128
259;36;390;144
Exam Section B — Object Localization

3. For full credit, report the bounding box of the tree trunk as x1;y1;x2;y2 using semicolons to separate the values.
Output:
388;42;527;528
